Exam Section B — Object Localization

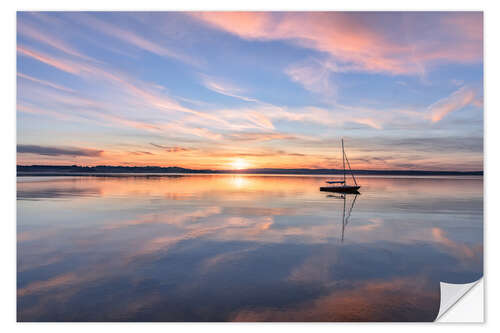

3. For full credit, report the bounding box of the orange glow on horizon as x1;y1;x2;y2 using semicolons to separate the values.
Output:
16;147;483;172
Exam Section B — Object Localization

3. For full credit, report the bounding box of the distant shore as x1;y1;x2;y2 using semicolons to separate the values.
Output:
17;165;483;176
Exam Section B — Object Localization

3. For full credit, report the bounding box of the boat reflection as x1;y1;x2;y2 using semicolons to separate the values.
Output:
327;192;359;242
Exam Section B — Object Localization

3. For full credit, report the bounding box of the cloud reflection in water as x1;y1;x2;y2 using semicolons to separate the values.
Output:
17;175;482;321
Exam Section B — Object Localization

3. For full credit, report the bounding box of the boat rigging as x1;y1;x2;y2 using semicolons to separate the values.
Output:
320;138;361;193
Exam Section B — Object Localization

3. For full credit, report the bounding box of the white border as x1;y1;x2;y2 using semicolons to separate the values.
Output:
2;0;498;332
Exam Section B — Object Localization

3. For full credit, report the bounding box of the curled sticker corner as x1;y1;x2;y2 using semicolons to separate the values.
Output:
435;278;482;321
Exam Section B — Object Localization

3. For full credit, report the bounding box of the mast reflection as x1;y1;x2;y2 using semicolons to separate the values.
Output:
327;192;359;242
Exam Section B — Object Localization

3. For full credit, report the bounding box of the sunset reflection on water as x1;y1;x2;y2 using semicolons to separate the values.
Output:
17;175;483;321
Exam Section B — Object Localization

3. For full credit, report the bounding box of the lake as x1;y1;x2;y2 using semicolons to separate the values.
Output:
17;174;483;321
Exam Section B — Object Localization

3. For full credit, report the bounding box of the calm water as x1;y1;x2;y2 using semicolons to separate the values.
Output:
17;175;483;322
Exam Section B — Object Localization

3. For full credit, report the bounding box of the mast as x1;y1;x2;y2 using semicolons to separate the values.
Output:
344;150;358;186
342;138;346;184
341;139;358;186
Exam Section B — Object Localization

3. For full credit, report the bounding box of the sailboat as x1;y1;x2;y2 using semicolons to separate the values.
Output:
320;138;361;193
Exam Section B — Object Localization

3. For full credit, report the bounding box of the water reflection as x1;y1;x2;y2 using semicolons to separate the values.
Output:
17;175;483;321
326;193;359;243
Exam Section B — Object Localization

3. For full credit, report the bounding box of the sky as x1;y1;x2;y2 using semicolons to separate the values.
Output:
16;12;483;171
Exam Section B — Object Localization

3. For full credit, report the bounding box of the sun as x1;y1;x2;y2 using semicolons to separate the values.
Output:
230;158;249;170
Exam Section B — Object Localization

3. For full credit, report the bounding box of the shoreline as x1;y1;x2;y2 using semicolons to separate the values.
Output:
17;172;484;177
16;166;483;177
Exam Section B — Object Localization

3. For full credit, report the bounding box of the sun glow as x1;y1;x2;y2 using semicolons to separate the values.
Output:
230;175;249;188
230;158;250;170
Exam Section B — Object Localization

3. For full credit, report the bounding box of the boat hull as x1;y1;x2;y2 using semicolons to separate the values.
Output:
320;186;360;193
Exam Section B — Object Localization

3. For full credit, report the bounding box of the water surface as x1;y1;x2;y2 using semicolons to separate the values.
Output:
17;175;483;321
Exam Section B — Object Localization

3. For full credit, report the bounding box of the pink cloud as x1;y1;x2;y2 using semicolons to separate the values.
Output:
18;72;75;93
150;143;193;152
18;21;96;62
97;113;163;132
18;97;163;134
17;103;87;124
17;45;232;132
200;75;259;102
17;46;81;74
193;12;483;75
245;111;275;130
427;86;479;123
228;132;298;142
263;105;384;130
164;123;223;140
351;118;383;130
285;59;337;97
72;14;199;66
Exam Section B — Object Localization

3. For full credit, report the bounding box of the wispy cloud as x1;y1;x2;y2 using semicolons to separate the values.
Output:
71;13;200;66
18;20;96;62
193;12;483;75
210;107;275;131
227;132;299;142
285;59;337;99
200;75;258;102
17;72;75;93
264;105;384;130
18;99;164;134
18;46;82;74
18;103;78;122
150;143;193;152
349;118;383;130
17;145;103;157
130;151;155;156
18;42;386;138
427;85;480;123
97;113;163;132
163;122;223;140
17;44;231;133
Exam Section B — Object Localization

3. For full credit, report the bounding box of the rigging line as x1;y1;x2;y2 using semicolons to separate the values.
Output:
342;138;346;185
343;150;358;186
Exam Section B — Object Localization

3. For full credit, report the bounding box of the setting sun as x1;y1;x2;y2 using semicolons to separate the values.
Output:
230;158;250;170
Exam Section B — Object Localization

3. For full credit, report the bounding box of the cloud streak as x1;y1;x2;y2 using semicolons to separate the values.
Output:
285;59;337;98
227;132;298;142
71;13;200;66
18;20;96;62
201;75;258;102
17;45;235;137
17;72;75;93
427;85;481;123
193;12;483;75
150;143;193;152
17;145;103;157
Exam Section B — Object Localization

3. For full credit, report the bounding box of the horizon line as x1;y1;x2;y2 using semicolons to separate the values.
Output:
16;164;484;174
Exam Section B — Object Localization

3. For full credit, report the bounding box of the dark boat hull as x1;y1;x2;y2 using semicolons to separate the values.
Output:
320;186;360;193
